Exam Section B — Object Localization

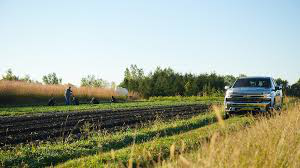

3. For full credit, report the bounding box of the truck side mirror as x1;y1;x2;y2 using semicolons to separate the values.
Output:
225;86;230;90
275;85;282;90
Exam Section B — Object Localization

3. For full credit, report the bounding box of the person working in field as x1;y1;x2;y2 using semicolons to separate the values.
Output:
64;86;73;105
48;97;55;106
72;96;79;105
111;96;116;103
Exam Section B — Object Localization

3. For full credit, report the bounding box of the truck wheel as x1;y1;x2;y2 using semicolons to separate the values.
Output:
266;107;274;117
224;112;230;119
276;106;282;111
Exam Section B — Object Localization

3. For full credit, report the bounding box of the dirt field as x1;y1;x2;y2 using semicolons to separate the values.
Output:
0;104;210;145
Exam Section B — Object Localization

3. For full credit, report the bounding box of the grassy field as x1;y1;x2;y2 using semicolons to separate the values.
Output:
0;97;298;168
56;98;298;168
0;107;252;168
0;97;222;116
157;99;300;168
57;116;252;168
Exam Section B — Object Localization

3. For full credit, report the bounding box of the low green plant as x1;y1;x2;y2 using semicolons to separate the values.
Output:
0;100;218;116
148;96;223;102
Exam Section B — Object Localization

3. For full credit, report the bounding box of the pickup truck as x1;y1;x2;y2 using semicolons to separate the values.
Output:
224;77;283;118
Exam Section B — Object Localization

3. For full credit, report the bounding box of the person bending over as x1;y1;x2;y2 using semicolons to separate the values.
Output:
48;97;55;106
72;96;80;105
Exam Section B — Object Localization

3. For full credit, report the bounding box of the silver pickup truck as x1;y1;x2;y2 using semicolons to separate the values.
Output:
224;77;283;117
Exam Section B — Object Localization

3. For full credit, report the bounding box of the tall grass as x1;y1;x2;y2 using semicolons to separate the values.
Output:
162;101;300;168
0;80;121;105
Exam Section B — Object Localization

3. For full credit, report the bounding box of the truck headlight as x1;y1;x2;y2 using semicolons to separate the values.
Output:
263;92;272;98
225;90;233;98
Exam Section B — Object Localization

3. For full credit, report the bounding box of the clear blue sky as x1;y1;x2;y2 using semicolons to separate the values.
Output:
0;0;299;86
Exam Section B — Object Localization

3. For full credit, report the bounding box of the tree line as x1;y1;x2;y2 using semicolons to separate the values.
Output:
1;69;112;88
119;65;300;98
2;67;300;98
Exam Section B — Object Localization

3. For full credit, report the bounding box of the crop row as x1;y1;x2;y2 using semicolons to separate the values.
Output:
0;100;218;116
0;104;210;145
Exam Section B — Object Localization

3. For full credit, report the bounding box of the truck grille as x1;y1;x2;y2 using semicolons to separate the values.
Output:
226;97;271;103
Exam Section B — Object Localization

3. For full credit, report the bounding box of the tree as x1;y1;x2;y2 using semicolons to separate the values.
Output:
224;75;236;87
289;83;300;97
2;69;19;81
287;78;300;97
148;67;178;97
81;75;109;88
2;69;39;83
275;78;288;87
42;73;62;85
184;81;193;96
275;78;289;95
119;64;145;93
20;74;36;83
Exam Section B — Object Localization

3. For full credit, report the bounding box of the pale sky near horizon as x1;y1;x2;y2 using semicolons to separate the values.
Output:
0;0;299;86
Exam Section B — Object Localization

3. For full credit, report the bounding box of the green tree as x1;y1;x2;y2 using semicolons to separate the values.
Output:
275;78;289;95
149;67;177;97
184;81;193;96
20;74;36;83
119;64;145;93
2;69;39;83
275;78;288;87
42;73;62;85
80;75;109;88
287;79;300;97
224;75;236;87
2;69;19;81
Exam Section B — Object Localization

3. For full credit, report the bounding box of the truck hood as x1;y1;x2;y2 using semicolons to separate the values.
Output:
228;87;271;95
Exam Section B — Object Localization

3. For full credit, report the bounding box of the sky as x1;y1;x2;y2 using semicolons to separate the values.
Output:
0;0;299;86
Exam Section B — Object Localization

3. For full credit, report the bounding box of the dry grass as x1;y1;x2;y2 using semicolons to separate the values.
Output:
212;104;225;128
128;91;141;100
161;101;300;168
0;80;122;105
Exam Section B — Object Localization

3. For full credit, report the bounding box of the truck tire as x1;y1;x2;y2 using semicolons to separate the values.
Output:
224;112;230;119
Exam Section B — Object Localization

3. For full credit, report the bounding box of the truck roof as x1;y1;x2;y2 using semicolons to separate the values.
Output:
238;76;272;79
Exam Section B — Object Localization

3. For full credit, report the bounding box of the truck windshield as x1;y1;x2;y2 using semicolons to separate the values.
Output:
233;78;271;88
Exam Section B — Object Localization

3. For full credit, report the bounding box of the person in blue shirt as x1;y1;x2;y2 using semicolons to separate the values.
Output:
64;86;73;105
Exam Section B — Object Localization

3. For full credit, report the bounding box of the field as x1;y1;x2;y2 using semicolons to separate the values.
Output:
0;97;223;116
0;96;299;168
0;103;210;145
160;98;300;168
0;103;245;167
0;80;132;106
